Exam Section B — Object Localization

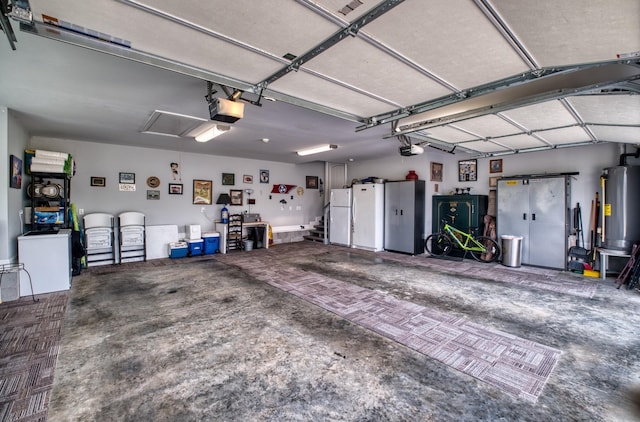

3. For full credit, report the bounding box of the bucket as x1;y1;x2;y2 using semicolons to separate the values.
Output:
244;240;254;251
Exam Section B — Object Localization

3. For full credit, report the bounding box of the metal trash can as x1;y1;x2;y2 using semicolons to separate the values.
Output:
501;235;523;267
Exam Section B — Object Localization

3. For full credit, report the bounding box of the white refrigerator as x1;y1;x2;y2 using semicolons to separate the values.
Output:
352;183;385;251
329;188;352;246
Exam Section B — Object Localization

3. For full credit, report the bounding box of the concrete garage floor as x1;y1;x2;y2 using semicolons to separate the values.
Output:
49;243;640;421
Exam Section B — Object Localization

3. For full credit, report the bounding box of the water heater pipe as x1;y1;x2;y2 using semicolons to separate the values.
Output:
619;147;640;166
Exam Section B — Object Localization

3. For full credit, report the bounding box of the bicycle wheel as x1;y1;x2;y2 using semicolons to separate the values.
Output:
469;236;500;263
425;234;452;256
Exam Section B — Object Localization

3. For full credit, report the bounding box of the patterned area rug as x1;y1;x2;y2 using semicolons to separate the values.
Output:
215;246;562;403
0;292;68;421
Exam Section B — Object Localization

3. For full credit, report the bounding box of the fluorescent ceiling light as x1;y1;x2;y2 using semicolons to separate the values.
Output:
194;124;231;142
296;144;337;156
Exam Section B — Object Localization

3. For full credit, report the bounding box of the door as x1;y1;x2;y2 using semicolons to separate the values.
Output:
329;206;351;246
497;179;531;262
529;177;566;268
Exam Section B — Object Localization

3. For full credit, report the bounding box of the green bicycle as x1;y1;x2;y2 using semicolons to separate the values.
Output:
425;220;500;263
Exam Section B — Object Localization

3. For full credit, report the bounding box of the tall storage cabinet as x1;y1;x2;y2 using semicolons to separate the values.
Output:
384;180;425;254
497;176;570;269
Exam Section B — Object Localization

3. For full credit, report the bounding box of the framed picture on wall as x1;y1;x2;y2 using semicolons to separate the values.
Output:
147;190;160;200
193;179;212;204
222;173;235;185
10;155;22;189
230;189;243;205
119;172;135;184
243;174;253;184
168;183;183;195
259;169;269;184
430;162;443;182
489;176;500;188
490;159;503;174
458;159;477;182
91;176;106;187
306;176;318;189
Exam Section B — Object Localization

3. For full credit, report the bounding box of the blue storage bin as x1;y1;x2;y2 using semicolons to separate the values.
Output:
202;232;220;255
186;239;203;256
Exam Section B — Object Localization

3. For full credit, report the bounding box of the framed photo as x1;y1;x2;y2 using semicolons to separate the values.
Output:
193;179;212;205
168;183;183;195
430;162;443;182
490;159;503;174
91;176;106;187
259;169;269;184
230;189;243;205
222;173;235;185
147;190;160;200
119;172;135;184
489;176;500;188
243;174;253;184
306;176;318;189
10;155;22;189
458;159;477;182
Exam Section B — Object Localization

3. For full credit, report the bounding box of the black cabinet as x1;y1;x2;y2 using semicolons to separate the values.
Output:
29;172;71;232
432;194;488;242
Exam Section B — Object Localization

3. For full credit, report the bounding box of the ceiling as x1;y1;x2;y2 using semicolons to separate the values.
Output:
1;0;639;164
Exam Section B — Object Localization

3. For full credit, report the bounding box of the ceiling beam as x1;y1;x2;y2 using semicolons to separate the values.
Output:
258;0;405;89
360;59;640;133
472;0;539;70
19;20;367;122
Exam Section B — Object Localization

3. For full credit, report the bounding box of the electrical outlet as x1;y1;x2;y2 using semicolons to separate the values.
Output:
201;207;205;213
78;208;84;215
18;209;23;216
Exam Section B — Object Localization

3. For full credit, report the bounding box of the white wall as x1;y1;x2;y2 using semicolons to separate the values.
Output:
348;142;631;249
0;108;30;263
28;137;325;233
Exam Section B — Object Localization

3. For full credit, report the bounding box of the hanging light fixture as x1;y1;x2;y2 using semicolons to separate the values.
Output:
296;144;338;156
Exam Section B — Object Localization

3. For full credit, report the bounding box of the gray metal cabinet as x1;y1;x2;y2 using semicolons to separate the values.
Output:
384;180;425;254
497;176;570;269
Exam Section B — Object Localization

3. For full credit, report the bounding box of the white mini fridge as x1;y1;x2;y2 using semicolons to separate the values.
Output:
352;183;385;251
17;229;72;296
329;188;352;246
